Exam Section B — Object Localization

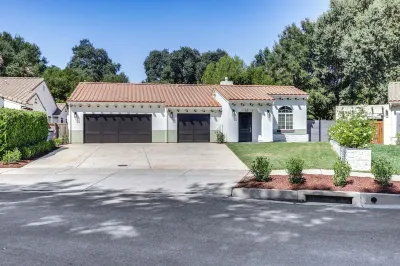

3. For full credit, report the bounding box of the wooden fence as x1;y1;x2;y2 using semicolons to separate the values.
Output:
49;123;68;139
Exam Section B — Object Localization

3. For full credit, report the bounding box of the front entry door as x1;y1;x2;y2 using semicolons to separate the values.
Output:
238;112;252;142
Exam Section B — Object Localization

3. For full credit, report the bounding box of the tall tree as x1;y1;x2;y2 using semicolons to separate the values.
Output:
143;47;227;84
202;55;249;84
313;0;400;106
43;66;87;102
251;47;271;67
0;32;47;77
267;19;317;90
143;49;170;83
67;39;128;82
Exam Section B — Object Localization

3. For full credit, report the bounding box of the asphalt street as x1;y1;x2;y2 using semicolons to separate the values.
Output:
0;191;399;266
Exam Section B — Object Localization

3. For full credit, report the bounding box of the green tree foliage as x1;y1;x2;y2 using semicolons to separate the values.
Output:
143;47;227;83
202;55;250;84
42;66;88;102
267;19;317;90
251;47;271;67
0;32;47;77
67;39;128;82
313;0;400;106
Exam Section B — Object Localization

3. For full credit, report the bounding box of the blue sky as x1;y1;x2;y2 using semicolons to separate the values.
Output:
0;0;330;82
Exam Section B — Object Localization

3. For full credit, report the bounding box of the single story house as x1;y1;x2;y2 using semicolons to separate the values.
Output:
67;79;309;143
0;77;66;123
336;82;400;145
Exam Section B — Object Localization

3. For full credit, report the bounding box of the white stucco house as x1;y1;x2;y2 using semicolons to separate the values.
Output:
67;80;309;143
335;82;400;145
0;77;66;123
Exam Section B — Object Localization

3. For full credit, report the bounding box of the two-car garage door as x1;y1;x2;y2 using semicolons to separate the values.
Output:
84;114;152;143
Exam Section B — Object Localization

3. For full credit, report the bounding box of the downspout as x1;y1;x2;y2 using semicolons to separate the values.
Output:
68;103;72;144
166;108;169;143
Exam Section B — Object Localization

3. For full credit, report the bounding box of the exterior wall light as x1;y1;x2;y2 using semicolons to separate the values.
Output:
185;109;188;112
141;105;143;108
105;105;109;108
97;104;100;108
88;104;91;108
74;112;78;119
123;105;126;108
177;109;180;112
168;110;173;118
79;104;82;107
194;109;197;112
202;109;205;112
132;105;135;108
249;103;254;106
258;103;262;106
149;105;152;108
114;104;118;108
241;103;245;106
266;110;271;118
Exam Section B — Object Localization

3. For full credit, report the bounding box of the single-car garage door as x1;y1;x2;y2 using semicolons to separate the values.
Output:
84;114;152;143
178;114;210;142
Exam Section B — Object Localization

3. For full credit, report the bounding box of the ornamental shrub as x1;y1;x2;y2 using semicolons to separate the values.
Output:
333;158;351;187
2;148;22;164
328;109;375;148
21;146;34;159
250;157;272;182
215;130;225;144
372;158;393;187
286;157;304;184
0;109;48;157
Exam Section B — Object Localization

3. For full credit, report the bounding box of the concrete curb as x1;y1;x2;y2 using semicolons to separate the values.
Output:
231;187;400;209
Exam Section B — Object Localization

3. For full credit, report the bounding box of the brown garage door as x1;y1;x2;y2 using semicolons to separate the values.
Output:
84;114;152;143
178;114;210;142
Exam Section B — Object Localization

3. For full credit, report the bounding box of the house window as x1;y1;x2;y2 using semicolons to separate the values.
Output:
61;118;64;123
278;106;293;130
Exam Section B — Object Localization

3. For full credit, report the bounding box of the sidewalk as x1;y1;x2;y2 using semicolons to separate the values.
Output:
0;168;248;195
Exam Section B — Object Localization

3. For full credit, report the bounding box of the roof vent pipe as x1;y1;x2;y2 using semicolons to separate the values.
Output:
220;77;234;85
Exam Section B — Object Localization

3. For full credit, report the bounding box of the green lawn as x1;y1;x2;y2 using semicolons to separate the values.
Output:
227;142;337;170
228;142;400;174
372;144;400;174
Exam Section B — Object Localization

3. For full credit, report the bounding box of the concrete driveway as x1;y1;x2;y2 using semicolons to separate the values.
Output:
0;144;248;194
24;143;248;170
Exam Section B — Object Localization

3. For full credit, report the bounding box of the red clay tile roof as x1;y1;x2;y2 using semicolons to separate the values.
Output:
68;82;221;107
0;77;44;104
216;85;307;101
68;82;308;107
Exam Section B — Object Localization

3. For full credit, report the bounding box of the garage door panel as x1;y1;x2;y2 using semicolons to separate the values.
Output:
178;114;210;142
84;114;152;143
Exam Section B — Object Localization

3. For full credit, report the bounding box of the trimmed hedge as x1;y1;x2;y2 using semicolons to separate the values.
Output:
0;109;48;156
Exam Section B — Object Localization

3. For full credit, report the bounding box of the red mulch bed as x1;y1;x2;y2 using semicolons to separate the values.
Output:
0;160;33;168
237;174;400;194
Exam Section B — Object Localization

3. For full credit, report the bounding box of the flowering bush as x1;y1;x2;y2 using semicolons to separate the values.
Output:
328;109;375;148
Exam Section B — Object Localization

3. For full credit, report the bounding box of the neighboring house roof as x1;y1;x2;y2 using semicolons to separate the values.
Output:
68;82;308;107
0;77;44;104
388;82;400;103
53;103;66;115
